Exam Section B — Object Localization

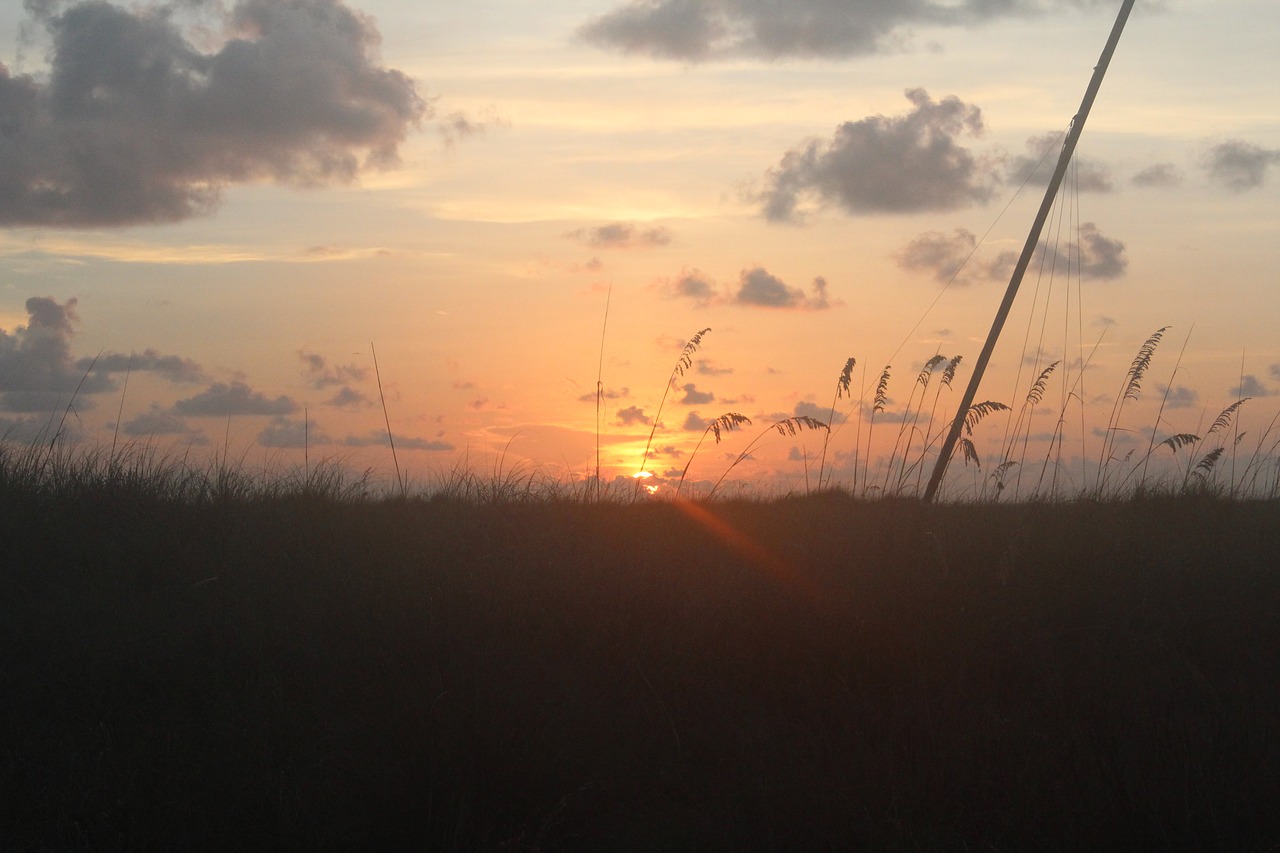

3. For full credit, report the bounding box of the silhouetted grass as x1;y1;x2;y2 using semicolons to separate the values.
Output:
4;445;1280;850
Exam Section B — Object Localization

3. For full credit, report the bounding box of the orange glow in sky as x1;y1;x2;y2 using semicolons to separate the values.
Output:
1;1;1277;497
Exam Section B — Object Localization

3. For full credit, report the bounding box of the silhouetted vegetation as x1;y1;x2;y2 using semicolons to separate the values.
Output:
4;447;1280;850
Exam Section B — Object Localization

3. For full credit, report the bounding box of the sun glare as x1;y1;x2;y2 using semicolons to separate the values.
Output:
632;470;659;494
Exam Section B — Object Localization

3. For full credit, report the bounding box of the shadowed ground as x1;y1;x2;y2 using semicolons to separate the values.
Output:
3;483;1279;850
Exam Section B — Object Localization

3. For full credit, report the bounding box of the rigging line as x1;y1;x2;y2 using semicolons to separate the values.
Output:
1066;146;1086;489
1029;156;1078;494
999;141;1070;463
1009;169;1071;494
923;0;1137;504
862;130;1066;398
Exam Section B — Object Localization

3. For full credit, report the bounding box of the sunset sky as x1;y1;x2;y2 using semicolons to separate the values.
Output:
2;0;1277;495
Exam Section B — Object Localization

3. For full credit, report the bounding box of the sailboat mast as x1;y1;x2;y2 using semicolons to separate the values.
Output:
922;0;1138;503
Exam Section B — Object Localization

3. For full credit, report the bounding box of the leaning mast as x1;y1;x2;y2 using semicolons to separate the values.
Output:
922;0;1138;503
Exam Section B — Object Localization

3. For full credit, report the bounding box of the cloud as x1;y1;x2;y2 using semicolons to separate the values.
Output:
577;386;630;403
1075;222;1127;280
1005;132;1113;192
733;267;832;309
678;383;715;405
1231;375;1271;398
615;405;651;426
896;229;975;282
0;295;208;412
1153;384;1198;409
696;359;733;376
324;386;371;409
173;381;298;416
339;429;454;451
0;0;427;227
1131;162;1182;188
437;105;507;148
683;411;711;431
121;406;203;438
579;0;1106;62
257;415;333;448
1205;140;1280;191
759;89;997;221
793;401;826;421
83;349;206;383
663;268;719;305
299;351;368;388
565;222;674;249
0;296;109;411
896;221;1124;284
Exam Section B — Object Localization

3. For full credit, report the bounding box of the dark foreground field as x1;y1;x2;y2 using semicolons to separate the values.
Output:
4;481;1280;850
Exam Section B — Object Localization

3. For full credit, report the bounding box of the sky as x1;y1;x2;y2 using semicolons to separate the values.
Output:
1;0;1278;496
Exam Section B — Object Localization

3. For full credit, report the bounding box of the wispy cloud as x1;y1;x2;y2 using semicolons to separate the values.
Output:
565;222;674;249
338;430;455;451
1131;162;1182;188
579;0;1107;62
1;0;427;227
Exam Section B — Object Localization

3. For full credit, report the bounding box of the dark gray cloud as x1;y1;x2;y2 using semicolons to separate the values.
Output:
896;221;1125;284
1153;384;1198;409
579;0;1107;62
577;386;630;403
0;295;208;412
121;406;203;438
759;89;998;221
1205;140;1280;191
81;349;206;383
257;415;333;449
299;351;368;388
667;268;718;305
0;296;110;411
897;228;976;280
338;429;454;451
566;222;674;249
1;0;427;227
1005;132;1113;192
1130;162;1181;188
793;401;825;420
683;411;712;431
299;351;369;409
733;267;832;309
1075;222;1126;279
678;383;715;405
324;386;371;409
172;380;298;416
615;404;651;426
696;359;733;376
1231;375;1271;398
